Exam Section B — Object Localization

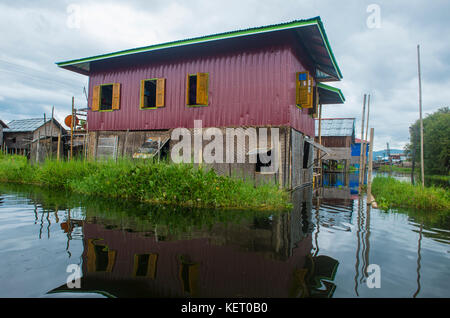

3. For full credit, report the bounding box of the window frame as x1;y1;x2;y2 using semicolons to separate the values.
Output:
140;77;166;110
98;83;115;112
186;72;209;107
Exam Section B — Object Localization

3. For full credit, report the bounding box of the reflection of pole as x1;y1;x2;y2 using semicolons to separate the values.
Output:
313;201;320;257
417;45;425;188
354;198;362;296
358;95;367;194
413;221;423;298
363;205;371;278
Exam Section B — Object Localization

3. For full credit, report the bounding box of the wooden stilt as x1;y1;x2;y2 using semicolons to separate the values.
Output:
367;128;375;205
358;94;367;194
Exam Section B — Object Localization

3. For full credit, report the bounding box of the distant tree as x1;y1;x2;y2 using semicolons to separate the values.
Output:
406;107;450;175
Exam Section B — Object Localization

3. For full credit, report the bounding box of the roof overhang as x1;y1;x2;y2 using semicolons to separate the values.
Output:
0;120;8;129
56;17;342;81
317;83;345;104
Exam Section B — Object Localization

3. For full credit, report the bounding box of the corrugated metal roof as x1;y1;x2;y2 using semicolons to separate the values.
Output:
315;118;355;136
57;16;342;81
4;118;47;132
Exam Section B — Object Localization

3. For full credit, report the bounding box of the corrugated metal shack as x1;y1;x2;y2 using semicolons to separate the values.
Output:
3;118;66;160
314;118;355;171
57;17;345;189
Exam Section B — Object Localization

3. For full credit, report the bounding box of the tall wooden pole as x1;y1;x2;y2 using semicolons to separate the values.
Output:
57;133;61;161
362;94;370;180
318;103;323;187
367;128;375;204
358;94;367;194
51;106;54;158
417;45;425;188
71;97;74;160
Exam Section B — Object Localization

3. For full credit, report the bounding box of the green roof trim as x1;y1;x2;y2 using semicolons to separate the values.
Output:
56;17;342;80
317;82;345;103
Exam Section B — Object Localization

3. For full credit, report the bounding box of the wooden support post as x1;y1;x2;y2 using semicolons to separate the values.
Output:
362;94;371;182
57;133;61;161
70;97;74;161
358;94;367;194
37;131;40;163
367;128;375;205
417;45;425;188
318;103;322;187
51;106;54;158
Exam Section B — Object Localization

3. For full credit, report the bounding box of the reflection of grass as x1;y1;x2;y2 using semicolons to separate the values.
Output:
0;182;280;236
372;176;450;213
0;154;291;210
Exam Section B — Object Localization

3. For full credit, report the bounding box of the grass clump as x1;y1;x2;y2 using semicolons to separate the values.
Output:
0;154;291;210
372;176;450;213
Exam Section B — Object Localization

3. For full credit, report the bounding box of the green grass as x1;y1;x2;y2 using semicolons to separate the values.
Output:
371;176;450;213
377;165;412;173
0;153;291;210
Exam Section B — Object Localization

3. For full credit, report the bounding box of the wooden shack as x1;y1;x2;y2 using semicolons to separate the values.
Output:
315;118;355;171
3;118;66;159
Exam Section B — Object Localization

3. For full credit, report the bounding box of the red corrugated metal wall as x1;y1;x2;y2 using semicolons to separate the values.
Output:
87;33;314;136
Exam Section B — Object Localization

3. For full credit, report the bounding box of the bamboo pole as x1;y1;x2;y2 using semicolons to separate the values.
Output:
57;133;61;161
318;103;322;186
417;45;425;188
367;128;375;205
70;97;74;160
51;106;54;158
358;94;367;194
362;94;371;181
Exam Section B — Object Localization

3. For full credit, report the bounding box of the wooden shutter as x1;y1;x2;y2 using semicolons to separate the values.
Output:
295;72;301;105
304;74;313;108
196;72;209;105
186;74;190;105
92;85;100;111
112;83;121;110
140;80;145;109
156;78;165;107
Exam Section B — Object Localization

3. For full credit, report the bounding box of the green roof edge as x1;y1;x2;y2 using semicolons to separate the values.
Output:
56;17;342;80
317;82;345;102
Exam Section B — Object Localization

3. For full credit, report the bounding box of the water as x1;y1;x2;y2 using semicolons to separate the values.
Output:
0;175;448;298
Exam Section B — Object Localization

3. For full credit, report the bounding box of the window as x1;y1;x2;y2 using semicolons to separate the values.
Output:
140;78;165;109
256;149;272;173
91;83;121;111
86;239;116;272
296;71;313;109
133;253;158;278
186;73;209;106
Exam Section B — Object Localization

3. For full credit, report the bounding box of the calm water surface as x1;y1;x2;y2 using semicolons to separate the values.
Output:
0;174;448;298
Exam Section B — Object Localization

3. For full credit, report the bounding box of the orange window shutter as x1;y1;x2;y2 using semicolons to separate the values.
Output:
186;74;190;105
156;78;165;107
196;72;208;105
140;80;145;109
112;83;121;110
92;85;100;111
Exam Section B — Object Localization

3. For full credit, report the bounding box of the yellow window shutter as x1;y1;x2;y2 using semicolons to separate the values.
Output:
140;80;145;109
112;83;121;110
196;72;208;105
295;72;301;105
156;78;165;107
304;74;313;108
106;250;116;272
186;74;190;105
92;85;100;111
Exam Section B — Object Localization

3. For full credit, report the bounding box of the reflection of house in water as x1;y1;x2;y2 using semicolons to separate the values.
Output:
48;187;339;298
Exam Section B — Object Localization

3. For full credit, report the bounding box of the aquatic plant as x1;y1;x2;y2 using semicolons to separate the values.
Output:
372;176;450;213
0;154;291;210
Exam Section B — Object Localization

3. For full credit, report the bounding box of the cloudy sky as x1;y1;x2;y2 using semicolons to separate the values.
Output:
0;0;448;151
